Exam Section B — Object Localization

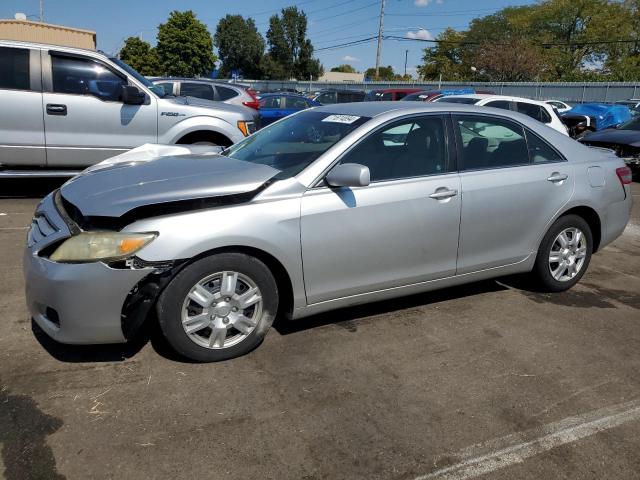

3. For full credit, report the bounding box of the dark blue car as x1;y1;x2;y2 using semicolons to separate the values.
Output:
257;93;321;127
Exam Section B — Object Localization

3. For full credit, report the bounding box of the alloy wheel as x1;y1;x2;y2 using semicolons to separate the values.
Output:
548;227;588;282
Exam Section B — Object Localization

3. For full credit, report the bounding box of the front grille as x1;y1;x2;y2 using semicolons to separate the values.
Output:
27;213;59;247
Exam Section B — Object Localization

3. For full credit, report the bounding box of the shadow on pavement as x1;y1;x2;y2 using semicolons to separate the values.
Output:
273;279;510;335
0;178;67;199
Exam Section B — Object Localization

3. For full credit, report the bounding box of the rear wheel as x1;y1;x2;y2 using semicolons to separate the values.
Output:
157;253;278;362
532;214;592;292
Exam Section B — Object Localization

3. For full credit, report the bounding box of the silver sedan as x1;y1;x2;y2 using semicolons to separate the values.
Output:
24;103;633;362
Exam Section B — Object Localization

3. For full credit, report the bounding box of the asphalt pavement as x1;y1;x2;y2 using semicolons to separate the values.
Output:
1;180;639;480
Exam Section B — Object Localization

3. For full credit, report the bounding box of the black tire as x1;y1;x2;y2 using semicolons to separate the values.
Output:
532;214;593;292
157;253;278;362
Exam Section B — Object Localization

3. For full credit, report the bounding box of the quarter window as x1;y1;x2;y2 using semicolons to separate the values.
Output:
0;47;30;90
526;130;564;164
51;55;125;101
455;115;529;170
181;82;214;100
216;85;238;100
340;116;447;181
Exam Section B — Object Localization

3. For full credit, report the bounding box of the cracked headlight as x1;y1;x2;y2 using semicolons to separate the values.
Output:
49;232;157;263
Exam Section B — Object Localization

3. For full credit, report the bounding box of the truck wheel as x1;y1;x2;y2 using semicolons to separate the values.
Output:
157;253;278;362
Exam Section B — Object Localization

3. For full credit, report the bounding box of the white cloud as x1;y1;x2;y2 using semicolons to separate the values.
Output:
405;29;434;41
341;55;360;62
414;0;443;6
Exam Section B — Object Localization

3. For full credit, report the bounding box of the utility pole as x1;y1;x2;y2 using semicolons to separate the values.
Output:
374;0;386;80
39;0;44;22
404;49;408;77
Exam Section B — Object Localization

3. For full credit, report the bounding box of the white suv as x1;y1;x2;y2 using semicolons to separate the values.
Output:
436;94;569;135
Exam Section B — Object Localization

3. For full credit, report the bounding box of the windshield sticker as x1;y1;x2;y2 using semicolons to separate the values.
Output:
322;114;361;124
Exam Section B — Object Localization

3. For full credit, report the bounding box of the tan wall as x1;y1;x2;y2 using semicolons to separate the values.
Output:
0;20;96;49
318;71;365;83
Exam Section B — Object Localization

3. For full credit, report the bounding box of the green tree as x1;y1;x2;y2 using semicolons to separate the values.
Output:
156;10;217;77
417;28;472;80
118;37;160;76
265;7;323;79
364;65;396;80
214;15;265;78
330;64;357;73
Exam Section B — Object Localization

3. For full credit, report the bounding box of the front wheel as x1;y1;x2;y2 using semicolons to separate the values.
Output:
157;253;278;362
532;214;593;292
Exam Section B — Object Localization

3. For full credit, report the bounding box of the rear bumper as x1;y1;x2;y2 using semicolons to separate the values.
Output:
600;187;633;249
24;250;153;344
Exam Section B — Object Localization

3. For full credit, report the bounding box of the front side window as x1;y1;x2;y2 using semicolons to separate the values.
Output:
259;96;281;109
156;82;174;95
317;92;336;104
216;85;238;101
181;82;214;100
339;116;447;182
455;115;529;170
0;47;30;90
223;110;370;179
51;55;125;101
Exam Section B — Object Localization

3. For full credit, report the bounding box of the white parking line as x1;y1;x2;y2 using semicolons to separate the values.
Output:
415;399;640;480
0;227;28;230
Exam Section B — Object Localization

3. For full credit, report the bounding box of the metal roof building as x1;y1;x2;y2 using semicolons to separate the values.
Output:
0;19;96;49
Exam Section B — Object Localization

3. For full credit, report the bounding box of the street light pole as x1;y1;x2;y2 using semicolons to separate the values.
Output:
39;0;44;22
374;0;386;80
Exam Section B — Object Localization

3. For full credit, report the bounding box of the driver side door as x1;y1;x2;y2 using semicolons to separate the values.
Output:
300;114;461;304
42;51;157;167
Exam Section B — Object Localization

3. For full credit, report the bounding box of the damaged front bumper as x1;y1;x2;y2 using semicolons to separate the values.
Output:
23;192;181;344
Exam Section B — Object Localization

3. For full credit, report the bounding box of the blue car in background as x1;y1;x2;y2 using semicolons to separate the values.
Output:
257;92;321;127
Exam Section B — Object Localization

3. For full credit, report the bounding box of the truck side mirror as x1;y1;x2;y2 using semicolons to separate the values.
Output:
121;85;146;105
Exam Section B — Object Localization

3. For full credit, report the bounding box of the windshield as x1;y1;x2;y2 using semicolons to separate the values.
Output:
402;92;431;101
435;97;480;104
109;57;168;97
618;117;640;130
222;110;370;179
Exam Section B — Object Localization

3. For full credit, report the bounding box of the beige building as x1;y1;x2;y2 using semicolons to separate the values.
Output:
0;19;96;49
318;71;365;83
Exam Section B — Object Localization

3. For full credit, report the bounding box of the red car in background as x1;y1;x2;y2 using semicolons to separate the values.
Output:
401;89;495;102
365;88;424;101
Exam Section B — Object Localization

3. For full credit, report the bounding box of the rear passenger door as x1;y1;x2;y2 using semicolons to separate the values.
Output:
258;96;285;126
0;45;46;166
453;114;573;274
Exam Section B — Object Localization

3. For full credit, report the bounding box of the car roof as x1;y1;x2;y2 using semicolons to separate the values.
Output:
152;77;245;88
370;88;423;93
259;92;308;97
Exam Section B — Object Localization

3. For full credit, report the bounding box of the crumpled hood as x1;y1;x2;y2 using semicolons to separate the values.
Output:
61;154;279;218
581;128;640;147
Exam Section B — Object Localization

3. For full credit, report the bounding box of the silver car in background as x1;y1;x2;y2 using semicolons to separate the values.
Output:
0;40;256;175
24;103;633;362
151;77;260;111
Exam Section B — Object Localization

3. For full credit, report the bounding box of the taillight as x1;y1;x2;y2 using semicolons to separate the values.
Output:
243;88;260;110
242;100;260;110
616;166;633;185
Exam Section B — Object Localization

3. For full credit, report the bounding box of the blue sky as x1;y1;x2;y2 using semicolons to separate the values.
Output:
2;0;530;77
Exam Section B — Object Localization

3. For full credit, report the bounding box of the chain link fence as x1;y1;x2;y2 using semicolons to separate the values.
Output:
243;80;640;104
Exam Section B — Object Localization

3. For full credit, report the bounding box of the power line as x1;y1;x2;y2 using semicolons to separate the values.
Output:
309;16;378;36
315;36;378;52
312;0;380;23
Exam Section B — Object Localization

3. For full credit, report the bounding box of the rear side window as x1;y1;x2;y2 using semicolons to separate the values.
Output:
317;92;336;104
259;96;281;108
181;82;214;100
526;130;565;164
484;100;511;110
455;115;529;170
516;102;552;123
216;85;238;101
51;55;125;101
380;92;393;101
0;47;30;90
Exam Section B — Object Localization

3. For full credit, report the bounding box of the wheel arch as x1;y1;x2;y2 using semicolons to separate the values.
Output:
184;245;295;320
176;130;233;147
558;205;602;252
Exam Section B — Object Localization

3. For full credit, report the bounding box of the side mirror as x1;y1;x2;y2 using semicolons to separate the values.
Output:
326;163;370;188
121;85;146;105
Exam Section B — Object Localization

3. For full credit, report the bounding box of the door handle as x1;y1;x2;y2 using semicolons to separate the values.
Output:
46;104;67;116
547;172;568;183
429;188;458;200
